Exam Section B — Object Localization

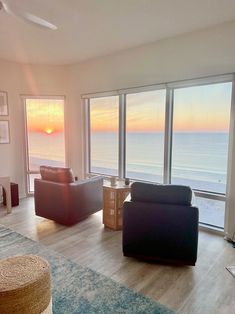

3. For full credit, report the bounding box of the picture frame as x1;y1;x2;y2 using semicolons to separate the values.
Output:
0;91;8;116
0;120;10;144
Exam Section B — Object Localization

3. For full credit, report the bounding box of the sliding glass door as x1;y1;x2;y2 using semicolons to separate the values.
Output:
24;97;66;193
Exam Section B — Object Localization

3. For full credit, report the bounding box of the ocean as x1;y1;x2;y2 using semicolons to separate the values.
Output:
27;131;229;195
90;132;229;194
28;132;66;171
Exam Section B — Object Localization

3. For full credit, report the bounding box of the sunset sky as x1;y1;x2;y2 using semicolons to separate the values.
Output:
26;99;64;134
26;82;232;135
173;83;231;132
90;82;232;133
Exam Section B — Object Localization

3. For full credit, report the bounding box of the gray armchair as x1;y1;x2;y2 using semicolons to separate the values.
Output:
34;166;103;226
123;182;199;265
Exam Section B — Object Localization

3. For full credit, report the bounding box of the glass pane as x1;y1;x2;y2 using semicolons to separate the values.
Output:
90;96;119;176
126;90;166;182
172;82;231;194
25;98;66;192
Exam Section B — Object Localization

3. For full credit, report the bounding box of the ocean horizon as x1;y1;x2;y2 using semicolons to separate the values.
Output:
27;131;229;195
90;131;228;194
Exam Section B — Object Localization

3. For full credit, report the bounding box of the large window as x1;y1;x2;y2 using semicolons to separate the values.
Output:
85;75;233;229
126;90;166;182
24;97;66;193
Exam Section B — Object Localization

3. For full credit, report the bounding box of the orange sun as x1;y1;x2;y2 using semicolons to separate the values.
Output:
45;128;53;134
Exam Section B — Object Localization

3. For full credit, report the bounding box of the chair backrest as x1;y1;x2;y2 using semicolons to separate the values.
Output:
40;166;74;184
130;182;192;206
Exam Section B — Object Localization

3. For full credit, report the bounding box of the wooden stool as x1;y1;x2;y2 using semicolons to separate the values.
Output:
0;255;52;314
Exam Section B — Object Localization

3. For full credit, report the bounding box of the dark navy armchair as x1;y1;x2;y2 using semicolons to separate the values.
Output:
122;182;199;265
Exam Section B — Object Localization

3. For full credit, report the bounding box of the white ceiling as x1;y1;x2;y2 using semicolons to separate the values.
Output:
0;0;235;65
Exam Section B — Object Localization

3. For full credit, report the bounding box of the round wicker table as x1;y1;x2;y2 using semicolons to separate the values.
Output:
0;255;52;314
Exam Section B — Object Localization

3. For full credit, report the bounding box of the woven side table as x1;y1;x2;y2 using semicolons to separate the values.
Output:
0;255;52;314
103;182;130;230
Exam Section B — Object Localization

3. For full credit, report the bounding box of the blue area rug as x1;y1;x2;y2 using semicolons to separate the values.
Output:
0;225;175;314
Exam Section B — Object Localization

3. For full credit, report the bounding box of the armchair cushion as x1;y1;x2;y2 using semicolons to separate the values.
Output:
131;182;192;206
40;166;74;183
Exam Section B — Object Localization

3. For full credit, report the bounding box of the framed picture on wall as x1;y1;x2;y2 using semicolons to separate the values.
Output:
0;120;10;144
0;91;8;116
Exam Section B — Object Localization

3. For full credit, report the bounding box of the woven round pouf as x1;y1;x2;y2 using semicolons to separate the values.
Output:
0;255;52;314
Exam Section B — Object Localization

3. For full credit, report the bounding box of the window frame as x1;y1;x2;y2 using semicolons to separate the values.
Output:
22;95;67;195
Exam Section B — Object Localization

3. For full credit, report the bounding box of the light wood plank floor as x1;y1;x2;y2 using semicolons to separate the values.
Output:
1;197;235;314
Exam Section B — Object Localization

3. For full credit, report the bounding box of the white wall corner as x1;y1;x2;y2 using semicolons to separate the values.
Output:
224;75;235;240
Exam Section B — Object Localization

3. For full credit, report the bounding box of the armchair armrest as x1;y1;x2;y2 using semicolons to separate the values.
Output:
67;176;103;222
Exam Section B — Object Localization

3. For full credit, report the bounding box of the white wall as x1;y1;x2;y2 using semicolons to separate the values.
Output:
0;60;69;198
69;21;235;93
225;79;235;240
